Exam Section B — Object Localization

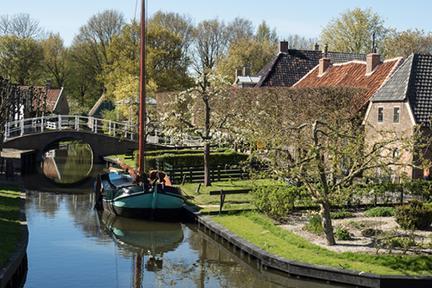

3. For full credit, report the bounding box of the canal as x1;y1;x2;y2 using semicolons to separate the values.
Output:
21;141;350;288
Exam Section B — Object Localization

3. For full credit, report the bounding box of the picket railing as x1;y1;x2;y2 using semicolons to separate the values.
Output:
4;115;138;142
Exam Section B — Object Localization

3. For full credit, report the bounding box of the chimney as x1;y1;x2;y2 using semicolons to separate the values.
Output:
366;53;380;74
279;41;289;53
319;58;331;76
314;43;320;51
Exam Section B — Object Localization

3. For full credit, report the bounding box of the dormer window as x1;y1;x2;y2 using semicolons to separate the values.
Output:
393;107;400;123
378;107;384;123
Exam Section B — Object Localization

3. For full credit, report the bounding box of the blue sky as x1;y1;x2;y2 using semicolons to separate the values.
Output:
1;0;432;46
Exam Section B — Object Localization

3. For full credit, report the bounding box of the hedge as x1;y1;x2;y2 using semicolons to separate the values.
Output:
145;150;248;169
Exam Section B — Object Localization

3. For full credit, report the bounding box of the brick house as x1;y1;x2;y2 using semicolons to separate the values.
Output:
364;54;432;179
235;41;365;88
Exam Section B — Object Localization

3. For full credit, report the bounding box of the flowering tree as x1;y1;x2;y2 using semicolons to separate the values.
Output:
161;73;234;186
234;87;413;245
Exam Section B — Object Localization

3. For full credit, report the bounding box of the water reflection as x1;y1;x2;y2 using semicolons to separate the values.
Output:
41;140;93;184
24;191;352;288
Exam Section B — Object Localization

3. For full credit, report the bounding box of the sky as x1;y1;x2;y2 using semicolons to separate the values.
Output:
1;0;432;46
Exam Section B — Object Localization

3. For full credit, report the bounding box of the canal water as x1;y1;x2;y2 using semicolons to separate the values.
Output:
21;142;351;288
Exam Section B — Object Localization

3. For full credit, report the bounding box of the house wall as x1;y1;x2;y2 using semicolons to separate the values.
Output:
53;92;69;115
364;101;415;179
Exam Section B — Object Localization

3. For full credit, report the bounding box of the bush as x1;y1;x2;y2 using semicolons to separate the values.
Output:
402;180;432;201
145;150;249;170
364;207;395;217
395;201;432;230
335;227;352;240
303;214;323;235
253;185;309;220
331;210;354;219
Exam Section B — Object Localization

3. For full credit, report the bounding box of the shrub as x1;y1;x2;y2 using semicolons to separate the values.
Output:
145;150;249;170
335;227;352;240
303;214;323;235
402;180;432;201
364;207;395;217
331;210;354;219
395;201;432;230
253;185;308;220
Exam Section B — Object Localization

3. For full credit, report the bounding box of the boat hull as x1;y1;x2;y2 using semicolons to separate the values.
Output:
102;191;185;220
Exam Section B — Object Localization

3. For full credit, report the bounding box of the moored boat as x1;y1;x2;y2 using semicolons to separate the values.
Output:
97;171;185;219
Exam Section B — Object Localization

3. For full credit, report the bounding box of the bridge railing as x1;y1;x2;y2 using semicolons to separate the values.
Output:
4;115;137;142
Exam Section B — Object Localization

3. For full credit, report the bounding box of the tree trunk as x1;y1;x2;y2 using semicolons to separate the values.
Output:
203;142;211;186
320;200;336;246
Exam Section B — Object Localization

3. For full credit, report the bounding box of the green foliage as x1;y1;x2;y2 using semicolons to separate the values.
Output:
253;185;308;220
145;150;248;170
304;214;324;235
365;207;395;217
0;35;44;85
320;8;387;53
331;210;354;219
335;227;352;240
395;201;432;230
382;29;432;59
402;180;432;201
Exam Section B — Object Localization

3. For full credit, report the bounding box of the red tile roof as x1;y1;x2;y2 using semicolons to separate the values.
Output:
293;58;403;110
22;86;63;113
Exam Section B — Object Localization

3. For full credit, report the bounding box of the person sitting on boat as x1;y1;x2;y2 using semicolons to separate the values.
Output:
148;170;172;187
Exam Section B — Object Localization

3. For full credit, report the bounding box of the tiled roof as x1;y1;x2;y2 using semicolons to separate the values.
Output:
19;86;63;113
256;49;366;87
294;58;403;110
372;54;432;124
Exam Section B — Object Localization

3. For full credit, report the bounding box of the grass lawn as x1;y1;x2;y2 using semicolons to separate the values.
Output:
179;179;281;212
106;154;136;168
212;212;432;276
0;186;23;267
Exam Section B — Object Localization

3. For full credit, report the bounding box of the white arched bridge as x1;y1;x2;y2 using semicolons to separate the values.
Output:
3;115;169;163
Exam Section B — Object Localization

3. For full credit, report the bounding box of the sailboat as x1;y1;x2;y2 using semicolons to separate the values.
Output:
95;0;185;219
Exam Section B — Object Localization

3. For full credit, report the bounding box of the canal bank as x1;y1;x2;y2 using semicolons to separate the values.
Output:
0;183;28;288
191;211;432;288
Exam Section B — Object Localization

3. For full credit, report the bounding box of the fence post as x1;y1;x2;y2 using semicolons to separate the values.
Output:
41;116;44;133
108;120;112;135
20;119;24;136
94;118;97;134
58;115;62;130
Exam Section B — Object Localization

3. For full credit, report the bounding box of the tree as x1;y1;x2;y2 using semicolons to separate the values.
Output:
256;21;278;44
101;21;192;122
234;87;410;245
217;38;276;82
320;8;387;53
193;19;229;75
41;33;68;88
161;74;233;186
0;35;44;85
226;17;254;44
285;34;318;50
67;10;125;112
0;13;42;39
150;11;194;68
382;29;432;58
0;78;13;151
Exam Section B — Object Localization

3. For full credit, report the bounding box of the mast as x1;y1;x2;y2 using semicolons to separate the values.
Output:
138;0;147;176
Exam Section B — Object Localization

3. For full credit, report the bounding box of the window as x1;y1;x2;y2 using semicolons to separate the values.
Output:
393;107;400;123
377;107;384;122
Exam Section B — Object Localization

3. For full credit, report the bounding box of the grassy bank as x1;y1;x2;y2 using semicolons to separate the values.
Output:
179;179;280;212
0;186;23;267
212;212;432;276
